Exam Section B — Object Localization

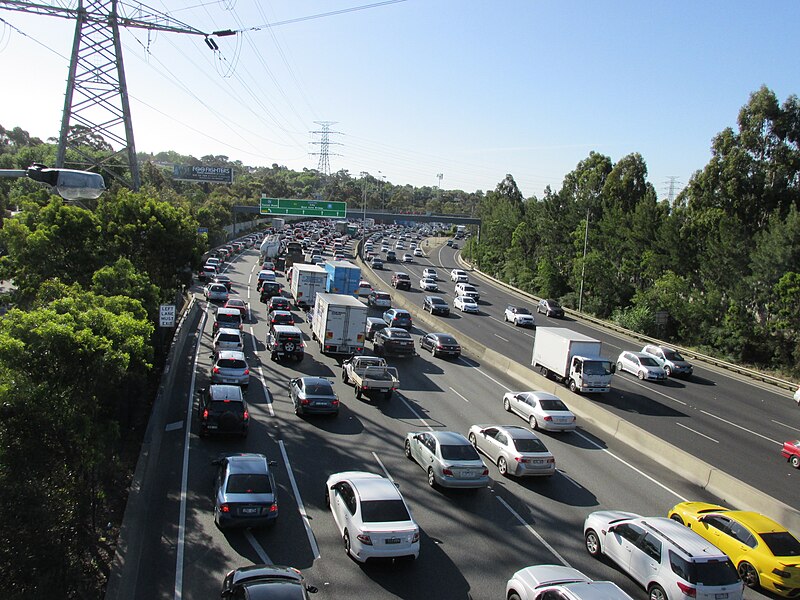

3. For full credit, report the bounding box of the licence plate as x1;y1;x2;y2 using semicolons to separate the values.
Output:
385;537;401;544
715;595;728;599
207;424;218;429
241;508;258;514
223;379;236;384
533;459;544;464
314;401;327;407
556;418;570;423
460;471;475;478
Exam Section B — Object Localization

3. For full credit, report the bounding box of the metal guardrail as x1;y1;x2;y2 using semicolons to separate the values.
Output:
456;254;797;393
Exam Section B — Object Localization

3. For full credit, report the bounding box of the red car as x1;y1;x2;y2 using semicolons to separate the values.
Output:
781;440;800;468
223;299;248;317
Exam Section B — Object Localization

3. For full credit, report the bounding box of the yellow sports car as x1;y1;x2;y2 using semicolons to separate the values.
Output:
668;502;800;598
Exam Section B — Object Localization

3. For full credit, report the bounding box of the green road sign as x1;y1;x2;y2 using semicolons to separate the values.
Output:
260;197;347;217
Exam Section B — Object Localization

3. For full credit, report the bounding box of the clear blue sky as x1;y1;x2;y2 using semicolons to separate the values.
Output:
1;0;798;200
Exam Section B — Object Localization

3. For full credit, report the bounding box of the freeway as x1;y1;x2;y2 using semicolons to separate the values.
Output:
129;240;778;600
364;240;800;509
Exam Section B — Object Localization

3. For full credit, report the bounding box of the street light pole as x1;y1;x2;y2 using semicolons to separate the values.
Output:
360;172;369;258
578;206;590;313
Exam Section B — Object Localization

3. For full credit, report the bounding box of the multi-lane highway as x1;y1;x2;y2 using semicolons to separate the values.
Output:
126;237;785;599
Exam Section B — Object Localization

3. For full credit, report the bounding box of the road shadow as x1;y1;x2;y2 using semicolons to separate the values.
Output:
592;388;687;418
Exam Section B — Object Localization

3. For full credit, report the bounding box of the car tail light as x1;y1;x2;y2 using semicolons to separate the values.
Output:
356;533;373;545
213;367;220;374
332;399;340;406
515;457;528;463
412;532;420;543
269;503;278;513
243;410;249;421
676;582;696;598
543;415;553;422
202;409;209;420
442;468;453;476
546;457;554;463
244;369;249;376
220;504;230;513
301;399;310;406
481;468;489;476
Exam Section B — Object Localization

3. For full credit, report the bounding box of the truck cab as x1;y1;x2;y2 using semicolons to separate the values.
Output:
569;355;615;393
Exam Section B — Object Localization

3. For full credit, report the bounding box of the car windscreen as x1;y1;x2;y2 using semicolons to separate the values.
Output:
584;360;613;375
440;444;480;461
539;399;568;411
640;356;660;367
513;438;548;453
226;473;272;494
514;307;531;314
360;499;411;523
547;300;561;308
217;359;246;369
759;531;800;556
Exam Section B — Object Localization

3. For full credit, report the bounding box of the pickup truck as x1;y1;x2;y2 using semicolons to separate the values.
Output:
341;355;400;400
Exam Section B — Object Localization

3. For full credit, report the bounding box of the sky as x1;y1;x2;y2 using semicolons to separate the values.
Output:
1;0;799;200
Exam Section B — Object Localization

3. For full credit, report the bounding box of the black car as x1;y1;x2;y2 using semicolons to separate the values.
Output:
260;282;283;302
391;272;412;290
423;295;450;316
374;327;415;357
267;325;305;361
419;332;461;359
222;564;317;599
197;385;249;438
267;296;291;312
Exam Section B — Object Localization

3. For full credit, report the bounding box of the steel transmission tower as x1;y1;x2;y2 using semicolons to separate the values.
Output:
664;176;682;204
310;121;342;175
0;0;213;190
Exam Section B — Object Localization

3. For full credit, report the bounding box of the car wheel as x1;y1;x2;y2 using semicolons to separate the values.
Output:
497;456;508;477
431;346;436;358
404;440;413;459
343;530;351;557
508;594;522;600
616;361;623;373
669;513;684;525
585;529;602;557
271;352;278;361
504;314;508;321
355;387;362;400
503;398;511;412
664;365;672;377
569;379;578;393
341;370;349;383
530;415;539;430
638;370;646;380
792;455;800;468
427;467;437;488
648;584;667;600
468;433;477;446
738;561;759;589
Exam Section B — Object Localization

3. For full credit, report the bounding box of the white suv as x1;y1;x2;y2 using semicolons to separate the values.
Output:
450;268;469;283
506;564;634;600
584;511;744;600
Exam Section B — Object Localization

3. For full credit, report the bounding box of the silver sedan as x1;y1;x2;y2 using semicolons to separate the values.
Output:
467;425;555;477
502;391;577;432
404;431;489;489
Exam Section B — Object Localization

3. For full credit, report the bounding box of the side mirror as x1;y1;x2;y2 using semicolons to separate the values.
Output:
610;364;617;374
268;460;278;467
307;585;319;594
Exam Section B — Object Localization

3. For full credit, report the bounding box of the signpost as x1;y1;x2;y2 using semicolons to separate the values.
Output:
259;196;347;218
159;304;176;328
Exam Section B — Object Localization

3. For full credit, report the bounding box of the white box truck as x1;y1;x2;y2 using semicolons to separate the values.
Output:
310;293;368;355
290;264;327;309
531;327;615;393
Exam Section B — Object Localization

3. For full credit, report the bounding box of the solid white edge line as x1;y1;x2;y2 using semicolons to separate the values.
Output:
676;422;719;443
372;451;394;482
495;495;570;567
396;393;434;431
244;530;272;564
278;440;321;559
258;365;275;417
174;305;207;600
449;387;470;403
573;430;688;502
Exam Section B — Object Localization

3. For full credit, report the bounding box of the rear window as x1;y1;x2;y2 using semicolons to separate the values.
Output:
436;335;457;344
669;553;739;586
279;333;302;342
440;444;480;461
390;330;411;339
226;474;272;494
375;293;390;300
217;313;242;325
210;400;244;413
218;333;240;343
539;399;568;411
760;531;800;556
305;382;334;395
513;438;547;453
431;298;447;305
360;499;410;523
217;358;246;369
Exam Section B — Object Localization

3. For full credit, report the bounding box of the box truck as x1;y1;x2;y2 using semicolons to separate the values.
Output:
310;293;368;355
324;260;361;295
531;327;615;393
290;264;327;309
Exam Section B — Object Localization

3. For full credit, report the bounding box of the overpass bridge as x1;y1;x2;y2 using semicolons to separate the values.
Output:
232;205;480;226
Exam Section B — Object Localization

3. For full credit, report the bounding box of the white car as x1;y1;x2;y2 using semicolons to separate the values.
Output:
402;253;414;263
450;269;469;283
419;278;438;292
413;247;424;257
204;283;229;303
616;351;667;381
454;282;480;301
325;471;419;563
213;327;244;351
419;269;436;282
355;280;373;297
506;564;634;600
502;391;576;432
395;242;405;250
454;296;479;313
504;305;535;327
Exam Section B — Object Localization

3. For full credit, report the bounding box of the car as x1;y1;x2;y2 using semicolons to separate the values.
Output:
268;309;295;326
617;351;667;381
502;391;576;431
404;431;489;489
289;377;339;416
419;277;438;292
423;295;450;316
451;242;459;249
199;264;218;282
266;324;304;361
395;242;405;250
367;290;392;309
267;296;291;312
261;261;276;271
213;307;243;333
667;502;800;597
782;440;800;468
213;327;244;352
210;350;250;388
370;257;384;270
386;250;397;262
794;385;800;406
374;327;415;357
454;295;479;313
641;345;693;378
419;332;460;358
204;283;229;303
325;471;420;563
383;308;412;329
365;317;389;341
454;282;480;301
506;564;634;600
422;267;438;280
259;282;283;303
505;305;535;327
537;299;565;318
446;240;453;247
212;454;277;529
256;270;277;290
402;253;413;263
413;248;424;257
205;257;221;270
450;268;469;283
391;272;412;290
380;244;390;253
223;298;248;317
212;274;232;290
197;385;249;438
310;254;324;265
355;280;373;297
221;565;318;599
584;511;744;600
468;425;554;477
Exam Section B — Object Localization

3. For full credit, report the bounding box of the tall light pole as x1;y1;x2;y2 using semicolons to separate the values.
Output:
578;206;590;313
378;171;387;211
360;172;369;258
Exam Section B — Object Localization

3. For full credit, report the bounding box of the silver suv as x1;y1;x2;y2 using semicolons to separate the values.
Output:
641;345;693;378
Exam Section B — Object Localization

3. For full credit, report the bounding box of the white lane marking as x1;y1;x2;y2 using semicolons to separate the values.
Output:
257;364;274;416
495;495;570;567
278;440;321;559
494;333;509;342
372;452;395;482
165;421;183;432
251;264;256;273
174;306;207;600
457;357;512;392
676;422;719;443
573;430;688;502
617;376;687;406
489;315;535;338
700;410;781;445
249;326;256;351
244;530;272;564
397;393;434;431
449;387;470;403
771;419;800;433
557;470;582;489
247;286;250;300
